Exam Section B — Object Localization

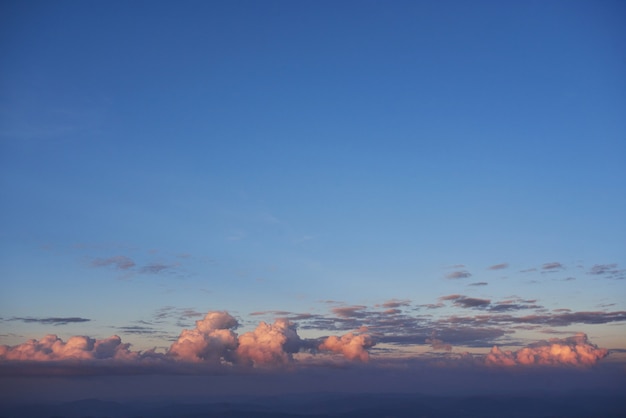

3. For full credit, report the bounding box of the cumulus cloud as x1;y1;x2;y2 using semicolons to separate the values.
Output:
446;270;472;279
1;311;376;370
167;311;239;363
319;333;374;361
237;319;302;366
485;333;608;367
0;334;143;361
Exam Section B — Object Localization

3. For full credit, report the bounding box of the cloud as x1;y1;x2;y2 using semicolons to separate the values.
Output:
488;263;509;270
237;319;302;366
454;297;491;309
468;282;488;286
426;334;452;351
91;256;135;270
588;264;625;279
439;295;490;309
140;262;178;275
542;262;564;271
485;333;608;366
0;334;147;362
319;333;373;361
380;299;411;309
167;311;239;363
8;317;91;325
446;270;472;279
332;306;368;318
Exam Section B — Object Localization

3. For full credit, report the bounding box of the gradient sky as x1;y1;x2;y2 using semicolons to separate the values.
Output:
1;0;626;398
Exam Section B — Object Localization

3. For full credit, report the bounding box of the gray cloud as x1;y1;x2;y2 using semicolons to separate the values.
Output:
588;264;625;279
91;256;135;270
9;317;91;325
542;262;564;271
488;263;509;270
469;282;488;286
446;270;472;279
140;262;177;275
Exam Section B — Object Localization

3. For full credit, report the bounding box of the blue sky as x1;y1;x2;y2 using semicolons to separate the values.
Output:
1;0;625;375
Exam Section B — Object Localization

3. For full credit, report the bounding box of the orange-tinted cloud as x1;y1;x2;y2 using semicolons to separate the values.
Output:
485;333;608;367
0;334;139;361
319;332;373;361
237;319;301;366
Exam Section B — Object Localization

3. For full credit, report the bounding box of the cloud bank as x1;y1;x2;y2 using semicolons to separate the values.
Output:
0;312;374;372
485;333;608;366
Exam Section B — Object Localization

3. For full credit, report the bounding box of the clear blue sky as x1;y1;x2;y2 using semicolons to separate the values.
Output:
1;0;625;359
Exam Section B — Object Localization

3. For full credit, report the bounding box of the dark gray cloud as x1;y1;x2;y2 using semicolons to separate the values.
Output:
91;256;135;270
439;295;490;309
9;317;91;325
454;297;491;309
468;282;488;286
446;270;472;279
488;263;509;270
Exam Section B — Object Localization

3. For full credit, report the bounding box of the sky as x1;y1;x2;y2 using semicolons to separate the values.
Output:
1;0;626;402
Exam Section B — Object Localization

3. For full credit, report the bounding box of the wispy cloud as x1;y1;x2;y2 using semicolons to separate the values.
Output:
588;264;625;280
8;317;91;325
488;263;509;270
91;256;135;270
446;270;472;279
542;262;564;272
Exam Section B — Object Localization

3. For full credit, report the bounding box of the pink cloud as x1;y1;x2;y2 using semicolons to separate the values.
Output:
0;334;139;362
168;311;239;363
237;319;301;366
485;333;608;367
319;333;374;362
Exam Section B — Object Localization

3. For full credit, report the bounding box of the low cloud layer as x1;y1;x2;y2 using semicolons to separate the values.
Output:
485;333;608;366
0;334;146;362
0;312;374;371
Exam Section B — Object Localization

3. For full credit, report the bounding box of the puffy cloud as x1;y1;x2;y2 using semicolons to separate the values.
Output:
236;319;302;366
319;333;374;362
167;311;239;363
0;334;139;361
485;334;608;367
